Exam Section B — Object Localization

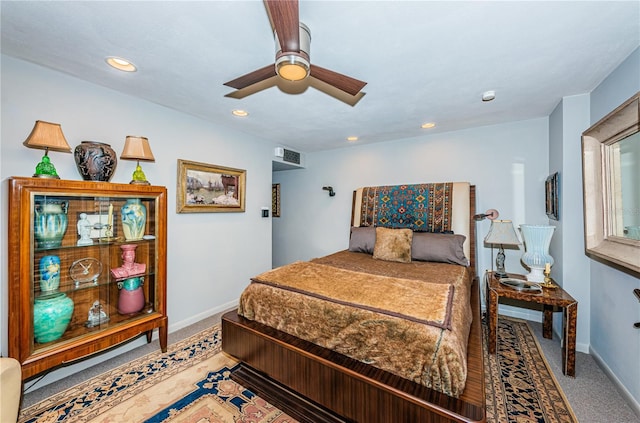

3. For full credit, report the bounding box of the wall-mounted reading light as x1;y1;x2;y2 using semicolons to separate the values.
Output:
323;186;335;197
473;209;499;221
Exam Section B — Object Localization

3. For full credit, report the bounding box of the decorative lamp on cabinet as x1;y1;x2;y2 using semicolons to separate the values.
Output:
120;136;155;185
23;120;72;179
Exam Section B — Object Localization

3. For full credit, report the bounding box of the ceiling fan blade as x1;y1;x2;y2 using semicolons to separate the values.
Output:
225;76;278;99
223;64;277;90
309;77;366;107
310;65;367;96
265;0;299;52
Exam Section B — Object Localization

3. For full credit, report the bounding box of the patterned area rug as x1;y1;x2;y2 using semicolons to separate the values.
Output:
485;317;577;423
20;318;576;422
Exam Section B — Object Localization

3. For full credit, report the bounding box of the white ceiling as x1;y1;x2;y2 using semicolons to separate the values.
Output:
1;1;639;153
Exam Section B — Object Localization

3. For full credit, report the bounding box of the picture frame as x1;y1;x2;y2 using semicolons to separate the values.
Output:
272;183;281;218
176;159;246;213
545;172;559;221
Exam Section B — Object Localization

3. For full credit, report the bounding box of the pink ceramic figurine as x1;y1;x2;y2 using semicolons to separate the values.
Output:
110;244;145;279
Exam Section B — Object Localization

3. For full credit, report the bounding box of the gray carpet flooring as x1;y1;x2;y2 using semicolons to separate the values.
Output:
22;311;640;422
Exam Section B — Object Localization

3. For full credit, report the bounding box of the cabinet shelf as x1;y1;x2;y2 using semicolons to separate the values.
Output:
8;177;168;380
34;304;159;352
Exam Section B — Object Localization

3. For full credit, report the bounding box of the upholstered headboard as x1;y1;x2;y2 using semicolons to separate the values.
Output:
351;182;476;272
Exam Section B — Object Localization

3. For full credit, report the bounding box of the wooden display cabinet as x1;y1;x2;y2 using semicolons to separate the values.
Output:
7;177;168;380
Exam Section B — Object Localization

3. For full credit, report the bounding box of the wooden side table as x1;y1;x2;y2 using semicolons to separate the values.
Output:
485;271;578;377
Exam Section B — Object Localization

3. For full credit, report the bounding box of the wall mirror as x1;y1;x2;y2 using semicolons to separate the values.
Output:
582;91;640;274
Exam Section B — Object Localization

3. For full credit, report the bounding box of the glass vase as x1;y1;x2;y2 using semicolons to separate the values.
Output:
520;224;555;282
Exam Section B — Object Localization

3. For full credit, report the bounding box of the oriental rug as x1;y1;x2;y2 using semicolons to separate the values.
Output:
19;318;576;423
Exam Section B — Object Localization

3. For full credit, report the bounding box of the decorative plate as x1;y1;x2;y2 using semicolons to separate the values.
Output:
69;257;103;285
499;278;542;292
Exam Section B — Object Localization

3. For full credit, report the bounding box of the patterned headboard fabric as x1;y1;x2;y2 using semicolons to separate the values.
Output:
352;182;472;261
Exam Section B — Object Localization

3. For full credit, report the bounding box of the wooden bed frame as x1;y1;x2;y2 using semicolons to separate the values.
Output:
222;185;485;423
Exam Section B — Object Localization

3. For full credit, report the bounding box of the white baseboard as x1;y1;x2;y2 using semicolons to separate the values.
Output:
589;345;640;418
167;300;238;333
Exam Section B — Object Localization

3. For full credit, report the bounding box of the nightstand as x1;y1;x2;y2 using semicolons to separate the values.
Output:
485;271;578;377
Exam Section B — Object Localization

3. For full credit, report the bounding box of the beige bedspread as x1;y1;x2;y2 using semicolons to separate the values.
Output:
238;250;473;397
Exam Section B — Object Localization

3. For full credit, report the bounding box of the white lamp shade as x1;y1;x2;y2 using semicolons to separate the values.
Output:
484;220;521;246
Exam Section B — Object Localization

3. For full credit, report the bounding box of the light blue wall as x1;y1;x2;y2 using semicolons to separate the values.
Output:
273;117;552;320
588;47;640;413
0;55;275;386
274;48;640;413
548;93;591;351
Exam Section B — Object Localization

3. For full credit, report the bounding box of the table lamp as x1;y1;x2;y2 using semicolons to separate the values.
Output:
23;121;72;179
520;224;555;282
120;136;155;185
484;219;521;278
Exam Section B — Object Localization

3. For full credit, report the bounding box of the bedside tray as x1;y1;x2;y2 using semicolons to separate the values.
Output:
499;278;542;293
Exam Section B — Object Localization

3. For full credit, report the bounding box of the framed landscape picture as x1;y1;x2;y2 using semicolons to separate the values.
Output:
176;159;246;213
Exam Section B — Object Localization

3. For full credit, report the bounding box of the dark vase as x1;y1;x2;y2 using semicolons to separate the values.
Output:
74;141;117;182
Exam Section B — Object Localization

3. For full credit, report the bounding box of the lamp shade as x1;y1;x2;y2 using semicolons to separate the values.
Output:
484;220;521;246
23;121;72;152
120;136;155;162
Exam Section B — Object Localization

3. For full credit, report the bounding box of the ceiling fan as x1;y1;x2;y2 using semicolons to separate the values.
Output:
223;0;367;104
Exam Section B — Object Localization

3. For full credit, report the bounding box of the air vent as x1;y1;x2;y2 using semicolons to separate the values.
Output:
283;149;301;165
273;146;305;171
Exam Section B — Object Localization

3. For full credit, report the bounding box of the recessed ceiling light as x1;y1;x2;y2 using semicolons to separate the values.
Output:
482;90;496;102
346;136;358;142
421;122;436;129
232;109;248;117
105;56;137;72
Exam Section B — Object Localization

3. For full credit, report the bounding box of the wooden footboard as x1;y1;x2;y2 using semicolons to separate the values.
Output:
221;277;485;423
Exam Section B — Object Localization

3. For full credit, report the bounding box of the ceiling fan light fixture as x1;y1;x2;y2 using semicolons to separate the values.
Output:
275;54;310;81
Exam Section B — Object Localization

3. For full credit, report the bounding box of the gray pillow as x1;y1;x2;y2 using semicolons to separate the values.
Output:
348;226;376;254
411;232;468;266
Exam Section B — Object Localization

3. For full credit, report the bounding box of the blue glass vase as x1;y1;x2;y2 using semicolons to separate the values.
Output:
33;292;74;343
121;199;146;241
39;255;61;293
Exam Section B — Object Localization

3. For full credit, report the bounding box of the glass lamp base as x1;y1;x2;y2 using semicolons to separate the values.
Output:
33;173;60;179
526;266;546;283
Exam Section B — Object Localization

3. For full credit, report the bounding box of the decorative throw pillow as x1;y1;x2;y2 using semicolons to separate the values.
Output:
348;226;376;254
373;227;413;263
411;232;468;266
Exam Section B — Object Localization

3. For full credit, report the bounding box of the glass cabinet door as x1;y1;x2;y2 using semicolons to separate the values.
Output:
9;177;167;379
31;193;159;351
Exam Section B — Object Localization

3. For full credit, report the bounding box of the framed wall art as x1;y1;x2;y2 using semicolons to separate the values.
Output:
176;159;246;213
272;183;281;218
545;172;559;221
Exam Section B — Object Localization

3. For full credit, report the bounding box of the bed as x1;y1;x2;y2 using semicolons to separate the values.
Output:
222;182;485;423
